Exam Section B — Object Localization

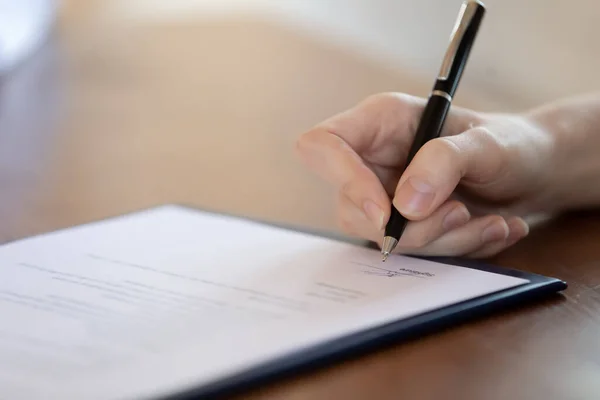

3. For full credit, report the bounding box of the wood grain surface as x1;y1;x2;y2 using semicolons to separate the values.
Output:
1;15;599;400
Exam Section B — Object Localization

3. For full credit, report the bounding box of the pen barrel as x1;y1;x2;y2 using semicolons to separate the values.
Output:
384;0;484;244
384;93;451;239
405;93;451;165
385;206;408;238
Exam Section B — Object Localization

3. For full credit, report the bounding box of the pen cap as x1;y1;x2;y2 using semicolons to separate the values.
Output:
434;0;486;97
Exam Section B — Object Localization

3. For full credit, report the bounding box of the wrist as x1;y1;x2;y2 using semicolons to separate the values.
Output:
525;95;600;212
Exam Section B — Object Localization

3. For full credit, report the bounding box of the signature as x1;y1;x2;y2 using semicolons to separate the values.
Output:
350;262;434;279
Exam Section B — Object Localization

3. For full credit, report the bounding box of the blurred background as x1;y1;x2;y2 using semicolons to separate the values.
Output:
5;0;599;109
1;0;599;237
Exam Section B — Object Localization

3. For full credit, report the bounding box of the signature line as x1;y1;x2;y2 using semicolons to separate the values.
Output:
349;262;427;279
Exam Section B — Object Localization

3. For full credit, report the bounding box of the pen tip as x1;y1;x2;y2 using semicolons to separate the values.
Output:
382;252;389;262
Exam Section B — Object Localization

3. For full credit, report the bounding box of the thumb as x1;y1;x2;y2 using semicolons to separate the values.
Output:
392;127;506;220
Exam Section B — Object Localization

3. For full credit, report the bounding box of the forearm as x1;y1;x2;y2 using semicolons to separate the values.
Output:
526;92;600;212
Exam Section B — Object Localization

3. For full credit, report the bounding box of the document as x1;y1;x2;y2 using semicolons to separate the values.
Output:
0;205;528;399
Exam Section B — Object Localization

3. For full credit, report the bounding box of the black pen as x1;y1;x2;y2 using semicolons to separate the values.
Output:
381;0;486;261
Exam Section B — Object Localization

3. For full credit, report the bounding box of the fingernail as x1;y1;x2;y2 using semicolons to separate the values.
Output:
442;206;470;231
481;221;508;243
394;177;435;216
363;200;385;230
520;220;530;237
506;219;529;246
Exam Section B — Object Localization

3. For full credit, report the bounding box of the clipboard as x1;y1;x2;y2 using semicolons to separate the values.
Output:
154;205;567;400
0;204;567;400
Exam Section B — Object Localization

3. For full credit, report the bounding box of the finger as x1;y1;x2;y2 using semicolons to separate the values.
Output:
296;93;482;187
505;216;530;245
465;216;530;258
392;127;508;221
336;191;382;240
337;192;471;248
396;200;471;248
296;125;391;230
394;214;510;257
315;93;482;161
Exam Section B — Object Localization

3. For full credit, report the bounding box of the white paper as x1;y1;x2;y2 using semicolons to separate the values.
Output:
0;205;528;399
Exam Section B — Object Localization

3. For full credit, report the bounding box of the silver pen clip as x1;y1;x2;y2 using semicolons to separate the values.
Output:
438;1;480;80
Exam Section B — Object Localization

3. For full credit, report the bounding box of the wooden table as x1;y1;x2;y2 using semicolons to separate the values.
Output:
2;14;599;400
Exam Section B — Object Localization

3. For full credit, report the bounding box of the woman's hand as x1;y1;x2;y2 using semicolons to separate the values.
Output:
295;92;559;258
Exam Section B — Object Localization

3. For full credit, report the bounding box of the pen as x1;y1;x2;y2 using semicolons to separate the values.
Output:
381;0;486;261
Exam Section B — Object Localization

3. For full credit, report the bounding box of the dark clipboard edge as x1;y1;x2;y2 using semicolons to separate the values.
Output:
0;203;566;399
160;279;565;400
159;280;566;400
140;203;566;400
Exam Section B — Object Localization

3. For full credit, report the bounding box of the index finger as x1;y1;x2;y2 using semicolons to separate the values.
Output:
295;92;481;190
295;120;391;230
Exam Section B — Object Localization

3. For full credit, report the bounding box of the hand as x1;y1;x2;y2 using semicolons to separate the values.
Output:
295;92;556;258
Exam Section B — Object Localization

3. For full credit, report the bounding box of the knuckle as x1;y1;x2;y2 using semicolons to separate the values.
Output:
295;128;320;152
417;138;464;181
429;137;462;161
362;92;416;111
340;179;352;199
467;126;510;176
294;135;309;157
363;92;397;105
471;126;505;153
468;126;504;151
469;126;497;141
409;233;430;249
335;194;356;235
399;227;430;249
340;178;364;203
336;210;356;235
